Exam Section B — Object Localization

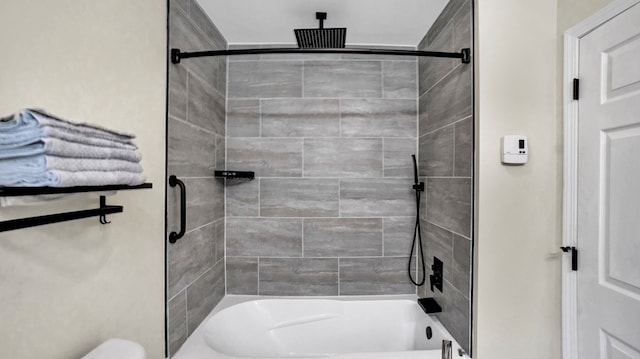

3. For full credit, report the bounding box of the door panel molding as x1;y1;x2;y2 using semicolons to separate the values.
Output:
563;1;640;359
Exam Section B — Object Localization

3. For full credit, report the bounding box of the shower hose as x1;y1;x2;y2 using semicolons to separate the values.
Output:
408;155;426;286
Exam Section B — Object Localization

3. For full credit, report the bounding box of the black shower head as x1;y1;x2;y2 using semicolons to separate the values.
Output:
294;12;346;49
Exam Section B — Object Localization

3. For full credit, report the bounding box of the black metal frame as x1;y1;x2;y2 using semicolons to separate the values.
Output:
171;47;471;64
0;183;152;232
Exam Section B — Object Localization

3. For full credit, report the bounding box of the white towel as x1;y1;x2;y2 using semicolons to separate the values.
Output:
0;155;143;174
42;138;142;162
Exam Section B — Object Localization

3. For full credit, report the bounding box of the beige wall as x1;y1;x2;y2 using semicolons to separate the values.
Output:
0;1;166;359
474;0;561;358
474;0;614;358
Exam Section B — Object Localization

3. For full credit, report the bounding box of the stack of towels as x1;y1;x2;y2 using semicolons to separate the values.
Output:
0;109;145;187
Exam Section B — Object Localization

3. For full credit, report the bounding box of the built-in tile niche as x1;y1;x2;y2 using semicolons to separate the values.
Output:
225;49;421;297
417;0;474;354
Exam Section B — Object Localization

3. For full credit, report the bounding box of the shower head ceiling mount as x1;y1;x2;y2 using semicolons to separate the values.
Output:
294;12;346;49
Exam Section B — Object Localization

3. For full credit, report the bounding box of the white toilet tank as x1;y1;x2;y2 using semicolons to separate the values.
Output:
82;338;146;359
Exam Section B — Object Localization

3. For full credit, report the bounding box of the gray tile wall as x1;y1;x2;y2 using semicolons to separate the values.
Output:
416;0;473;354
226;47;420;296
167;0;227;356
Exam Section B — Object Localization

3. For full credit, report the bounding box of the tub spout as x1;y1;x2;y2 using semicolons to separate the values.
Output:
441;339;452;359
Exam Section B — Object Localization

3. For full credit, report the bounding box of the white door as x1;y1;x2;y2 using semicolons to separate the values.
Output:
577;2;640;358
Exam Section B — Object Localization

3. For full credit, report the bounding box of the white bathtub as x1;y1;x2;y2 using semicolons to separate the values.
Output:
174;295;469;359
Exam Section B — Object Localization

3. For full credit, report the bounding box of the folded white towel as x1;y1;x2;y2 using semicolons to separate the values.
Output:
0;155;143;174
0;170;145;187
0;109;135;141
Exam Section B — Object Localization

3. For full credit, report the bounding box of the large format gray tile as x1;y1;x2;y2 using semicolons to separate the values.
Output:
452;234;471;298
424;64;472;133
226;218;302;257
214;220;224;262
167;291;187;356
383;61;417;99
186;261;224;334
189;0;226;49
187;72;225;135
384;138;416;178
225;179;259;217
454;117;473;177
227;138;303;177
304;61;382;98
226;257;258;295
339;257;415;295
216;56;227;96
304;138;383;178
341;99;417;138
426;178;472;237
432;280;471;354
260;178;339;217
172;0;189;14
261;99;340;137
167;177;224;232
419;21;456;96
453;0;472;51
228;61;303;98
215;134;225;170
419;124;455;177
340;178;414;217
169;3;220;88
169;65;188;120
383;217;415;256
259;258;339;296
168;117;215;177
423;220;454;279
167;222;216;298
340;45;418;61
426;0;468;45
227;99;260;137
418;92;429;137
303;218;382;257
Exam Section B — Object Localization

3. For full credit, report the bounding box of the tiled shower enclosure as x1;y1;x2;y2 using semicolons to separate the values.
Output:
225;51;420;296
167;0;473;356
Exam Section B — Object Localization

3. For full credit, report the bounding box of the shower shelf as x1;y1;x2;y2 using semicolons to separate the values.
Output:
0;183;152;233
214;170;255;179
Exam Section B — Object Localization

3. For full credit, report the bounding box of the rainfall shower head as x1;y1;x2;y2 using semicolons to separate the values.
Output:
294;12;346;49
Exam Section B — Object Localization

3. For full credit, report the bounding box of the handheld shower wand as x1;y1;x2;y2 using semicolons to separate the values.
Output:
409;155;426;286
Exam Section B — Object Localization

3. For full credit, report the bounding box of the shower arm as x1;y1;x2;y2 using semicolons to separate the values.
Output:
170;47;471;64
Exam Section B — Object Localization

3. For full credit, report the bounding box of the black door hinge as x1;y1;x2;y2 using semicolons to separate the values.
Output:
573;78;580;100
561;246;578;271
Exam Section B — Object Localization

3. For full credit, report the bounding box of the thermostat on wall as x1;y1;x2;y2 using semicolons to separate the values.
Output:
501;135;528;164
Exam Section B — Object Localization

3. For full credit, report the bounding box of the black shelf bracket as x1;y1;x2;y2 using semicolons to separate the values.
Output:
0;183;152;233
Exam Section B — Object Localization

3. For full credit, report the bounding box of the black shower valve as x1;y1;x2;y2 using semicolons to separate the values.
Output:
412;182;425;192
430;257;443;293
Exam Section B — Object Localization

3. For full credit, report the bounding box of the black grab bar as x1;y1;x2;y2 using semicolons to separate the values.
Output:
169;175;186;243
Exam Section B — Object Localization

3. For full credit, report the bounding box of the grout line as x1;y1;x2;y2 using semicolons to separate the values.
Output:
426;219;471;240
422;115;472;137
337;258;341;296
301;218;305;258
257;257;260;295
169;115;218;136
